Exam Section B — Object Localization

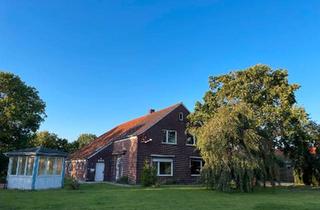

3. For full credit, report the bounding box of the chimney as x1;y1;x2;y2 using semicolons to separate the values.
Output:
149;109;155;114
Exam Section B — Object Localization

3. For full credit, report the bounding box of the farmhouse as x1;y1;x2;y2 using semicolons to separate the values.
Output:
4;147;67;190
67;103;202;184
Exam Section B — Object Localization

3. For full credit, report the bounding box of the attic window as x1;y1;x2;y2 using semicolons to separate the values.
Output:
179;112;184;121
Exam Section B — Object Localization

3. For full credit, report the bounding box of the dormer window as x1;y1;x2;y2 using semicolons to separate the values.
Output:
179;112;184;121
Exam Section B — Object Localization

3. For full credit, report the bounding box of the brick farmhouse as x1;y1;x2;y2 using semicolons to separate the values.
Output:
66;103;202;184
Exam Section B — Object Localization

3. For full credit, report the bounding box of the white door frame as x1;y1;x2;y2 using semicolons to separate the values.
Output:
94;162;105;182
115;156;123;180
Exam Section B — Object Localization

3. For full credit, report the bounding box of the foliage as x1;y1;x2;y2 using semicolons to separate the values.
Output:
30;131;70;152
64;177;80;190
0;72;46;175
197;103;263;192
0;171;6;183
74;133;97;149
141;160;157;187
188;64;308;191
117;176;129;184
65;133;97;153
288;121;320;186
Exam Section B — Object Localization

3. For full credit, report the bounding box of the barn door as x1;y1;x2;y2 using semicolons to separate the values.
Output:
95;162;104;182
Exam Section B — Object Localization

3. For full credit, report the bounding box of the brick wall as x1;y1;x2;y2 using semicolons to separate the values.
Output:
87;144;113;181
65;160;87;181
136;105;201;184
112;137;138;183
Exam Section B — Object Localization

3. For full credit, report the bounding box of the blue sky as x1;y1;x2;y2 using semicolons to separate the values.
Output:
1;0;319;141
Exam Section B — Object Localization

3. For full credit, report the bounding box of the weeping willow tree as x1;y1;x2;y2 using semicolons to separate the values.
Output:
198;103;263;192
188;64;308;191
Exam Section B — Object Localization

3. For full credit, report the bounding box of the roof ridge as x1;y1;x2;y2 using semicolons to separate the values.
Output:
94;102;182;140
133;103;182;136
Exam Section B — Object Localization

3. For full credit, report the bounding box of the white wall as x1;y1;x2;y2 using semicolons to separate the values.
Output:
35;175;63;189
7;176;33;190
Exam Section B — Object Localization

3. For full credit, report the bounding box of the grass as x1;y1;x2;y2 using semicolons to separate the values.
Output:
0;184;319;210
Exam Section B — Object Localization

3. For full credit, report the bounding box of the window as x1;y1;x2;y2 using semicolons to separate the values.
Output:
26;157;34;176
186;135;196;146
162;130;177;144
9;156;34;176
179;112;184;121
152;158;173;176
38;157;63;176
17;156;27;175
55;158;63;175
190;159;203;176
38;156;47;175
47;157;55;175
10;157;18;175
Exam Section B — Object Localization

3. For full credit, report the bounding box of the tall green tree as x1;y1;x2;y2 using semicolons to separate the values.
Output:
30;131;70;152
75;133;97;148
199;103;263;192
286;120;320;186
0;72;46;175
188;64;308;191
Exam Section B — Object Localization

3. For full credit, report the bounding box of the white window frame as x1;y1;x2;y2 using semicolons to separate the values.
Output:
38;157;63;176
9;156;34;177
190;158;203;176
186;135;196;146
162;130;177;145
8;157;18;176
152;158;173;177
25;156;35;176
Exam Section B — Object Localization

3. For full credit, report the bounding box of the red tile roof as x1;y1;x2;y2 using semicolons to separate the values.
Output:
69;103;183;159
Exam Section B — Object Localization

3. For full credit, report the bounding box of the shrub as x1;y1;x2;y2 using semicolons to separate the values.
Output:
64;177;80;190
117;176;129;184
141;160;157;187
162;179;178;185
0;171;6;183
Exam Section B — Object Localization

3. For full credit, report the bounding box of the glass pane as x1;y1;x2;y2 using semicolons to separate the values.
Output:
47;157;55;175
26;157;34;176
55;158;63;175
187;136;194;145
10;157;18;175
18;157;26;175
38;157;47;175
191;160;201;175
159;162;172;175
168;131;176;143
162;130;167;143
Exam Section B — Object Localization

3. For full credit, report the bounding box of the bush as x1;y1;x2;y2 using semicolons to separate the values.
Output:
64;177;80;190
141;160;157;187
0;171;6;183
117;176;129;184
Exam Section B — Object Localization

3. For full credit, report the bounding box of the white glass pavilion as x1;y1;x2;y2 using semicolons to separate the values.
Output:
4;147;67;190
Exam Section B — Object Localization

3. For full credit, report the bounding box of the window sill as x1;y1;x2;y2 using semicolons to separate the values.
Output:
161;142;177;145
157;174;173;177
191;174;201;177
37;175;62;177
186;144;196;147
8;175;33;177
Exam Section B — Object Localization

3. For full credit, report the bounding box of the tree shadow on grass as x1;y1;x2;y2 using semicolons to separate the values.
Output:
254;203;317;210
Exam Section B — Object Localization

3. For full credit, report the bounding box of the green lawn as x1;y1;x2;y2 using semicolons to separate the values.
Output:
0;184;319;210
